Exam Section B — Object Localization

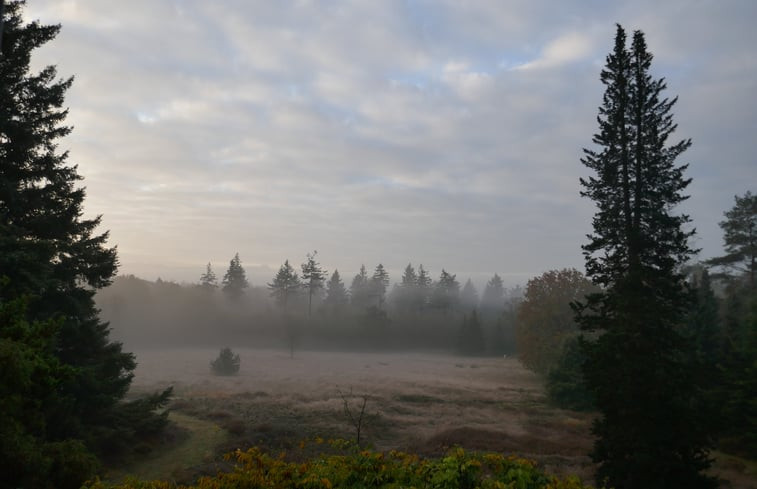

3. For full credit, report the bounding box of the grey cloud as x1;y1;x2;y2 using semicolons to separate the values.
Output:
22;0;757;285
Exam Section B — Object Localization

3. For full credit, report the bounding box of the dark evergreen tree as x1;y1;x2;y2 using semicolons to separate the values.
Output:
460;279;479;311
430;269;460;315
457;310;485;356
480;273;504;309
480;273;505;323
371;263;390;310
0;3;169;484
268;259;301;309
685;267;720;363
707;191;757;288
222;253;248;300
324;269;348;312
350;264;371;311
546;336;593;411
394;263;419;312
416;264;432;311
576;25;715;488
199;262;218;290
0;285;99;488
301;250;327;318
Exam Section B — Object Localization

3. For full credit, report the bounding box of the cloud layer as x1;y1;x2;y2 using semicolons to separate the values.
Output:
24;0;757;287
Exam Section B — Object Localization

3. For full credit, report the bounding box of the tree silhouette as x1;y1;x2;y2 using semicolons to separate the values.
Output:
301;250;327;318
268;259;301;309
222;253;248;300
0;3;168;485
707;191;757;288
576;25;715;488
200;262;218;289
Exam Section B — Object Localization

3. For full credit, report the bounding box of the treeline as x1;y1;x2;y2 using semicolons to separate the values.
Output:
512;191;757;462
98;255;522;355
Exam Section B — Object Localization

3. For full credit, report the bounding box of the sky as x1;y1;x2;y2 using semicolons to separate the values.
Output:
23;0;757;290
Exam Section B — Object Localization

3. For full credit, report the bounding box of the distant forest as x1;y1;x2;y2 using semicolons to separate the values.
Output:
97;259;522;355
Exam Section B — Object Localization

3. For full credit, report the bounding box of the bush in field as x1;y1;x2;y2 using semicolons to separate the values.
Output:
84;440;593;488
210;347;240;376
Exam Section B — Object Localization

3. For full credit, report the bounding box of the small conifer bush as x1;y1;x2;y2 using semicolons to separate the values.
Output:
210;347;240;376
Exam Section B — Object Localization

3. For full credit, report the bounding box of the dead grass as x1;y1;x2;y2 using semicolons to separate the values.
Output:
120;348;756;488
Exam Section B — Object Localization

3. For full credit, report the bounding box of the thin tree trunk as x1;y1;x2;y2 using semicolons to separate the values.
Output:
0;0;6;55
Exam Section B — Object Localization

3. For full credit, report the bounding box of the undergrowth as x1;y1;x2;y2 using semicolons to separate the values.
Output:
86;438;592;488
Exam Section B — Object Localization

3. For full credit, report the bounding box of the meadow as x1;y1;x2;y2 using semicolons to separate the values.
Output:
112;349;594;484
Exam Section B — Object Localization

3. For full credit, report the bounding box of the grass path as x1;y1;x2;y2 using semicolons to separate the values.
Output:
105;412;229;483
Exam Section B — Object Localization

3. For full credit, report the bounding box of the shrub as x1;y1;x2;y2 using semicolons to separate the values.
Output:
210;347;240;376
83;440;594;488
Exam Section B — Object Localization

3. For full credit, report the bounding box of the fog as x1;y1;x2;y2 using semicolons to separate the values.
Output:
96;271;521;355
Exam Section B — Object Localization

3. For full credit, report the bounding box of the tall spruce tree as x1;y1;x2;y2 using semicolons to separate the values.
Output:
460;279;479;311
350;264;371;310
222;252;248;300
371;263;390;310
268;259;301;309
324;269;348;311
301;250;327;318
416;264;432;311
199;262;218;289
576;25;715;488
0;2;169;485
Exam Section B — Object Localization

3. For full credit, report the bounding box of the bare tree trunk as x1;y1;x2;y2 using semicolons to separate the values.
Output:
0;0;6;55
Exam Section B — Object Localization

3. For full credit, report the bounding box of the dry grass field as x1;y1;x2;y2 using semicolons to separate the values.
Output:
116;348;756;488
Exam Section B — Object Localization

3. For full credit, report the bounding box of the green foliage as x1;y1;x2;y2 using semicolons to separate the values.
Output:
516;269;595;375
211;347;241;376
577;25;716;488
0;283;99;489
84;441;593;489
706;191;757;287
1;2;171;482
546;336;593;411
717;282;757;457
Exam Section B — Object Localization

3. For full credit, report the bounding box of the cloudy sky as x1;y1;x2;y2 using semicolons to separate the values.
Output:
24;0;757;289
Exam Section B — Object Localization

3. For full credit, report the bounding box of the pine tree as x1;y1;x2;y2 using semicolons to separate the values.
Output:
458;310;485;356
222;253;248;300
707;191;757;288
301;250;327;318
480;273;505;323
460;279;479;311
371;263;390;310
416;264;432;311
430;269;460;315
0;3;169;483
394;263;419;313
576;25;715;488
268;259;301;309
324;269;348;311
199;262;218;289
350;264;371;310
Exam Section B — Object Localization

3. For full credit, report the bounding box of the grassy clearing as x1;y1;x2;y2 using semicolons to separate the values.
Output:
104;412;229;484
